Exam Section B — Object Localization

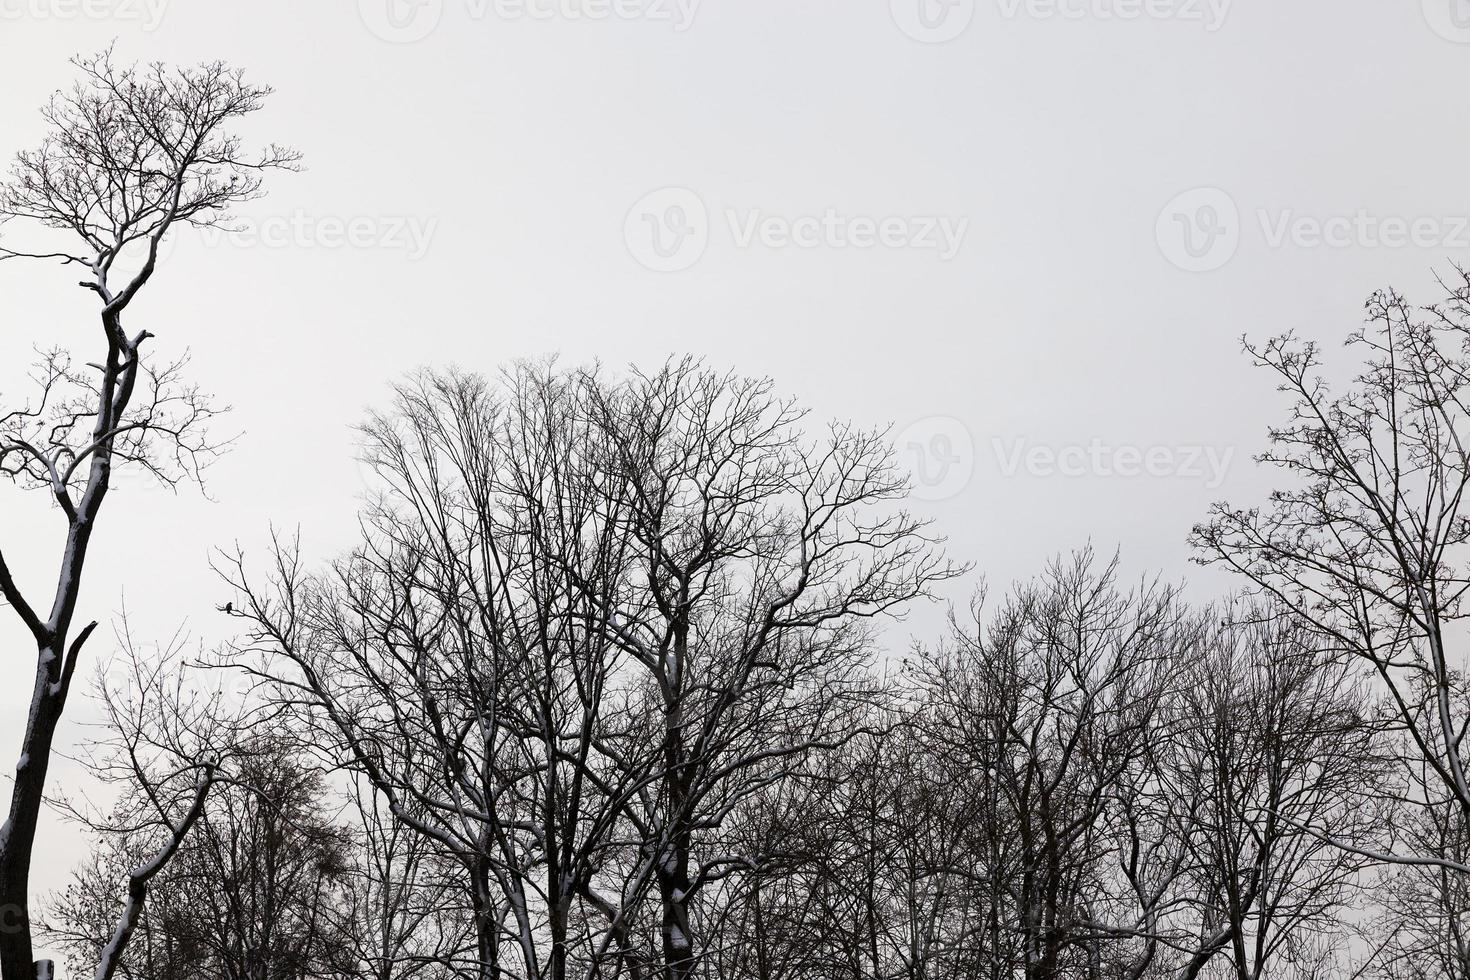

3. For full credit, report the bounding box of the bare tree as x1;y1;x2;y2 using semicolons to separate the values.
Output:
1168;606;1378;980
50;732;350;980
575;359;957;980
223;365;661;980
1193;269;1470;878
0;49;296;980
655;564;1385;980
43;624;250;980
813;710;992;980
221;360;954;980
1368;801;1470;978
698;734;888;980
331;780;474;980
55;706;481;980
912;550;1188;980
152;741;351;980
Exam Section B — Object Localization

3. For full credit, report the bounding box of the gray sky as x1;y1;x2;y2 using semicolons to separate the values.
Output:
1;0;1469;968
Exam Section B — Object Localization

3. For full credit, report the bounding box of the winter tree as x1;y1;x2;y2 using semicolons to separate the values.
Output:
0;50;295;980
1194;270;1470;879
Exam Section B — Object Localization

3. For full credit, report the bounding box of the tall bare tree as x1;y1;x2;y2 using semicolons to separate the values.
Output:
0;49;296;980
222;360;954;980
1193;269;1470;878
224;366;660;980
575;360;957;980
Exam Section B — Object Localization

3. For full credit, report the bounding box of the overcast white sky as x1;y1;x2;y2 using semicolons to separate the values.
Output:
1;0;1468;965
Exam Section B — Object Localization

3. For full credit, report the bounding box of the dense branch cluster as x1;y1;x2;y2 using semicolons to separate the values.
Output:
6;45;1470;980
47;340;1470;980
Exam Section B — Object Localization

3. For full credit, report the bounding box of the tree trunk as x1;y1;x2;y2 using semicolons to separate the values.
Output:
658;845;694;980
659;615;696;980
471;864;503;980
0;335;106;980
0;644;67;980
